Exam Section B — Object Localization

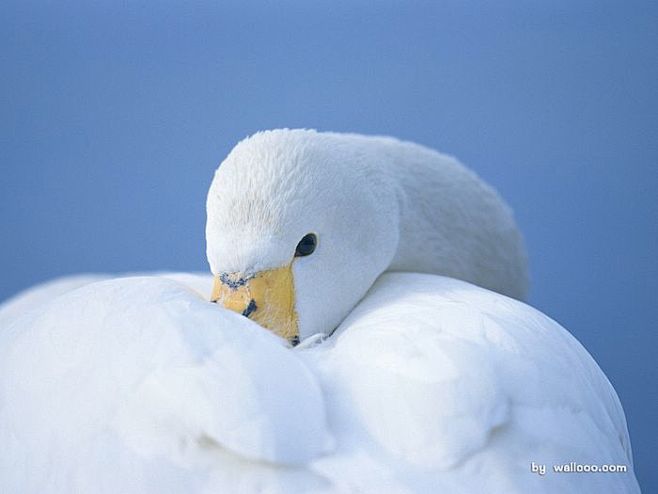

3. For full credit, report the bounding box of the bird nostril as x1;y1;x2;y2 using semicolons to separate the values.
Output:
219;272;252;290
242;299;257;318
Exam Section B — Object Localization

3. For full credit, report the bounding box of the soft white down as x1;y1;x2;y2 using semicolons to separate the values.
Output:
0;273;639;493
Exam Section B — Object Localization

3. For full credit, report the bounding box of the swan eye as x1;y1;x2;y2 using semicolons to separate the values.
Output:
295;233;317;257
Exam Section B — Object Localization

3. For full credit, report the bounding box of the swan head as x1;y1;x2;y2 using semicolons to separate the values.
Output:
206;129;399;343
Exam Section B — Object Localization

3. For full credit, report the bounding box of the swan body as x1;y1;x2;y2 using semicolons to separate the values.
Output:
0;129;639;492
0;273;639;493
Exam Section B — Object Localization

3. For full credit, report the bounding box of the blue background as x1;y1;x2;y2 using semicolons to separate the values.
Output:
2;1;656;489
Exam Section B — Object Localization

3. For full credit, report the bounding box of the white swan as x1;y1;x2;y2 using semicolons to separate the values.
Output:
0;129;640;493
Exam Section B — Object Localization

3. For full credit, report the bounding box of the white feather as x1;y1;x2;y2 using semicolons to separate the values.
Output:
0;273;639;493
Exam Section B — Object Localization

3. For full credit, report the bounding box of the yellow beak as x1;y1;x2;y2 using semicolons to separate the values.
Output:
210;265;299;343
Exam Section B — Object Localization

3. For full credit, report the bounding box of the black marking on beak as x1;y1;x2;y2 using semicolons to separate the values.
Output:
219;272;253;290
290;335;300;347
242;299;257;318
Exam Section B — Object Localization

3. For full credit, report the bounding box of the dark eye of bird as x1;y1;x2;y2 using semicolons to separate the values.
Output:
295;233;317;257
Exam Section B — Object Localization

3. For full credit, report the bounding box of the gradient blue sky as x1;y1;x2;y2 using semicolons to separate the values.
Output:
2;1;656;489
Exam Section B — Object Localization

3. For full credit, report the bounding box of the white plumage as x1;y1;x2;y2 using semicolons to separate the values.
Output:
206;130;527;339
0;130;640;493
